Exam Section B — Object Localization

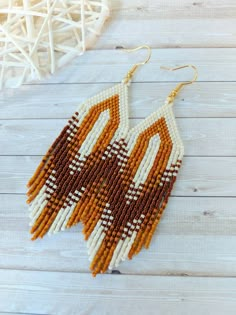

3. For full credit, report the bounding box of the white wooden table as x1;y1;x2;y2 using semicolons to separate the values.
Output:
0;1;236;314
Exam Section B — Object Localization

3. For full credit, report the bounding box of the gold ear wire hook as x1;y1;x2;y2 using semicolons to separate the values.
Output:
122;45;151;84
160;64;198;104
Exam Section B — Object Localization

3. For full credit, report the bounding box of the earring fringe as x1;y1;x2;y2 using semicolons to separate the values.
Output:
27;82;184;276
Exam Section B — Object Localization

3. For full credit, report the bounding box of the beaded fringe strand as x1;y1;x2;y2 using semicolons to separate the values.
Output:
27;82;184;276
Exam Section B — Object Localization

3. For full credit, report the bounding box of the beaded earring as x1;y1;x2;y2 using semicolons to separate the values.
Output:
26;53;198;277
27;45;152;240
86;64;198;276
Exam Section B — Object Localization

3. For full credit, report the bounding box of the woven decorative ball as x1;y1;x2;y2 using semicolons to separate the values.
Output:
0;0;110;89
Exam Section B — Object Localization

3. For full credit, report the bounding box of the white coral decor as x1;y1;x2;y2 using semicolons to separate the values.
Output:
0;0;110;88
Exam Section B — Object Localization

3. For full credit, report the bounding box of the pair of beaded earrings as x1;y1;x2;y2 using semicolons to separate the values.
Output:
27;45;198;277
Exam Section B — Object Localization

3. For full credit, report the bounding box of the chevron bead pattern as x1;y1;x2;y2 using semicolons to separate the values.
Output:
27;82;184;276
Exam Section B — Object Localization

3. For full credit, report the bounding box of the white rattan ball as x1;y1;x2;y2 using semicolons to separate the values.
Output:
0;0;110;88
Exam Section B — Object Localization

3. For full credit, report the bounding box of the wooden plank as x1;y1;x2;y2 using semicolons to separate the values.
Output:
113;0;236;19
97;18;236;48
0;195;236;276
0;118;236;156
1;270;236;315
96;1;236;48
1;82;236;119
0;313;37;315
0;156;236;196
5;49;234;84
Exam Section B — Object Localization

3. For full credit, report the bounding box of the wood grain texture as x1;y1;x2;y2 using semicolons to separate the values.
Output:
1;156;235;196
0;0;236;311
95;1;236;48
98;19;236;48
1;82;236;119
1;270;236;315
113;0;236;19
1;48;232;85
1;118;236;156
0;195;236;276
